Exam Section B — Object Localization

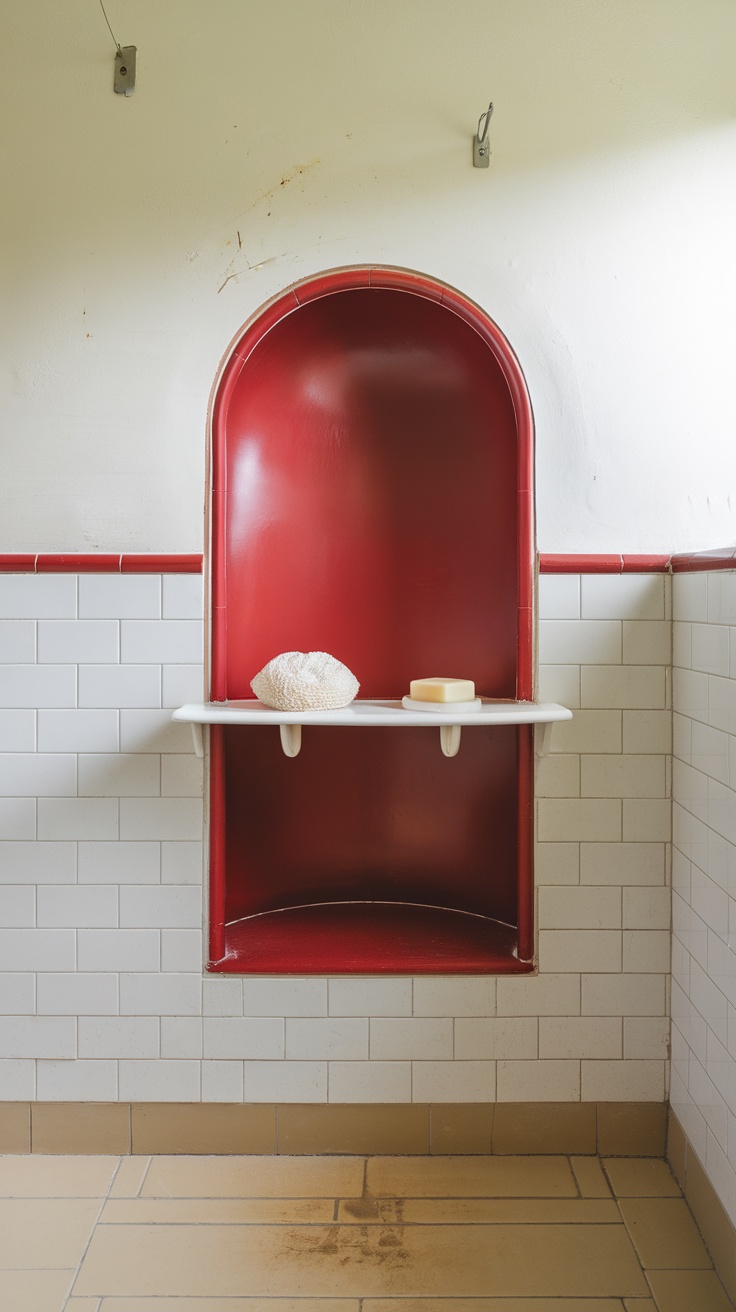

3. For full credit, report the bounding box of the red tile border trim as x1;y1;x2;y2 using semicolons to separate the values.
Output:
0;554;203;574
539;554;671;574
670;548;736;573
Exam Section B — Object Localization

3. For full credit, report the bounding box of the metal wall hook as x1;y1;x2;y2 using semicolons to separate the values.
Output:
474;101;494;168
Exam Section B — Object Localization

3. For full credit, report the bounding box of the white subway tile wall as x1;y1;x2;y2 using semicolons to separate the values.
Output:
671;568;736;1227
0;570;671;1105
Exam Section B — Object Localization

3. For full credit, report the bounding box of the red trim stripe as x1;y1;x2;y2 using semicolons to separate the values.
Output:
0;554;203;574
538;553;671;574
671;548;736;573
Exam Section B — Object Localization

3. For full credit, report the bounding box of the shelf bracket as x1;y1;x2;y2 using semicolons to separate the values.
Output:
535;721;553;758
280;723;302;758
190;723;204;758
440;724;462;758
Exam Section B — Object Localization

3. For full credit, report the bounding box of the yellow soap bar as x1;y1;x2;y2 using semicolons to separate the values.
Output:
409;677;475;703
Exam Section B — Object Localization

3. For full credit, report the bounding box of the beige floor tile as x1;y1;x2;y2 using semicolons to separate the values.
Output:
0;1198;101;1269
646;1269;735;1312
596;1104;667;1157
73;1222;648;1298
32;1103;130;1155
604;1157;681;1197
571;1156;613;1198
618;1197;713;1269
98;1302;359;1311
429;1104;494;1154
65;1302;101;1311
623;1300;657;1312
0;1101;31;1153
109;1157;151;1198
366;1302;627;1311
493;1103;597;1155
141;1154;364;1198
100;1197;337;1223
339;1197;621;1223
366;1155;578;1198
278;1104;429;1155
0;1154;118;1197
0;1269;75;1312
131;1103;277;1155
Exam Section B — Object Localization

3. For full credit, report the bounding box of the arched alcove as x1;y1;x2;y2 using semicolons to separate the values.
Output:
206;266;536;973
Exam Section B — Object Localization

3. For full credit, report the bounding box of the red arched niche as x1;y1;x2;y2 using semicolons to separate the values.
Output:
208;266;535;974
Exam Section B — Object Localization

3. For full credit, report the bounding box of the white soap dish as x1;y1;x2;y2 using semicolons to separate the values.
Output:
402;696;482;713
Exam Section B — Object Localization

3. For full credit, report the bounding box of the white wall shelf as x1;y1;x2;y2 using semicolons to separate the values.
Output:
173;699;572;759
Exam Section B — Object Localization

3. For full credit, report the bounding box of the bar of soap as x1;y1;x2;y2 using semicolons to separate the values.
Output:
409;677;475;703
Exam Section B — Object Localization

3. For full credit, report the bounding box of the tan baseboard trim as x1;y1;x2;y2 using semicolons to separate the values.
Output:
667;1111;736;1307
0;1099;667;1157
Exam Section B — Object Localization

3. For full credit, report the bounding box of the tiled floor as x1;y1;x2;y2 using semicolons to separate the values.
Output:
0;1153;732;1312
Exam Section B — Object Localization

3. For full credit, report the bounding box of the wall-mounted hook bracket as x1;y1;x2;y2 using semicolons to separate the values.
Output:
114;45;137;95
474;101;494;167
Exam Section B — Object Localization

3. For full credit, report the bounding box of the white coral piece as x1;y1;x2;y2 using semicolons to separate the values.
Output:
251;651;359;711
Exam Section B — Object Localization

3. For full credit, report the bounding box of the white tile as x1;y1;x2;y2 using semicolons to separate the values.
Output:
78;1016;159;1059
203;978;244;1017
538;665;581;708
242;978;328;1017
497;1059;580;1101
581;754;665;799
538;886;621;929
539;620;621;665
0;799;36;840
77;929;160;972
412;1060;495;1102
581;574;665;620
79;840;160;884
0;974;34;1014
119;973;201;1016
690;722;730;785
118;1059;201;1101
0;928;75;971
38;709;119;753
622;929;671;973
550;710;621;754
674;572;709;623
161;929;202;972
0;753;73;798
497;973;581;1017
455;1017;537;1059
535;843;579;886
328;978;412;1017
622;621;672;665
203;1018;284;1059
0;665;76;708
0;710;35;753
673;711;692;764
161;755;203;797
412;976;497;1017
580;842;665;886
0;841;75;885
673;621;692;669
370;1018;452;1060
537;799;621;842
0;1059;35;1099
161;1017;203;1058
121;620;202;664
120;709;192;754
619;713;671;755
119;885;202;928
201;1060;244;1102
79;574;161;619
539;1017;621;1059
623;1017;670;1059
78;754;161;797
535;754;580;798
708;675;736;737
37;620;119;664
36;973;118;1016
707;830;736;897
36;1059;118;1101
692;623;730;676
162;664;205;707
538;574;580;619
539;929;621;972
708;777;736;846
328;1061;412;1102
79;665;161;709
37;885;118;928
286;1018;368;1060
0;885;35;927
691;866;729;936
731;630;736;681
623;887;671;930
163;575;204;619
623;799;671;842
243;1060;327;1102
0;574;76;619
0;620;35;662
0;1016;75;1059
38;798;118;840
582;666;665;709
581;1059;665;1101
674;668;709;724
708;574;736;626
120;798;202;841
582;973;666;1016
161;841;203;884
674;803;709;871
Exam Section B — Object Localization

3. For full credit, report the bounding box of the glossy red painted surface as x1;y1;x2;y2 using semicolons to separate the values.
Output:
671;548;736;573
538;553;671;574
208;266;536;974
0;555;204;573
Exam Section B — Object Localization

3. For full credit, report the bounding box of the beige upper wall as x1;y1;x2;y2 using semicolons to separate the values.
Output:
1;0;734;552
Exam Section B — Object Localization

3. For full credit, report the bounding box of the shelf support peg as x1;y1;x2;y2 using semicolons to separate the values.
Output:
280;724;302;757
190;723;204;758
440;725;461;757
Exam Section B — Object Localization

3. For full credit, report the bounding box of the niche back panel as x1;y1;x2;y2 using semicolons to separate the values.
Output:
209;267;535;973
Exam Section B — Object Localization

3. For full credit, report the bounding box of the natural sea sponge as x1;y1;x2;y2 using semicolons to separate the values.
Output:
251;651;359;711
